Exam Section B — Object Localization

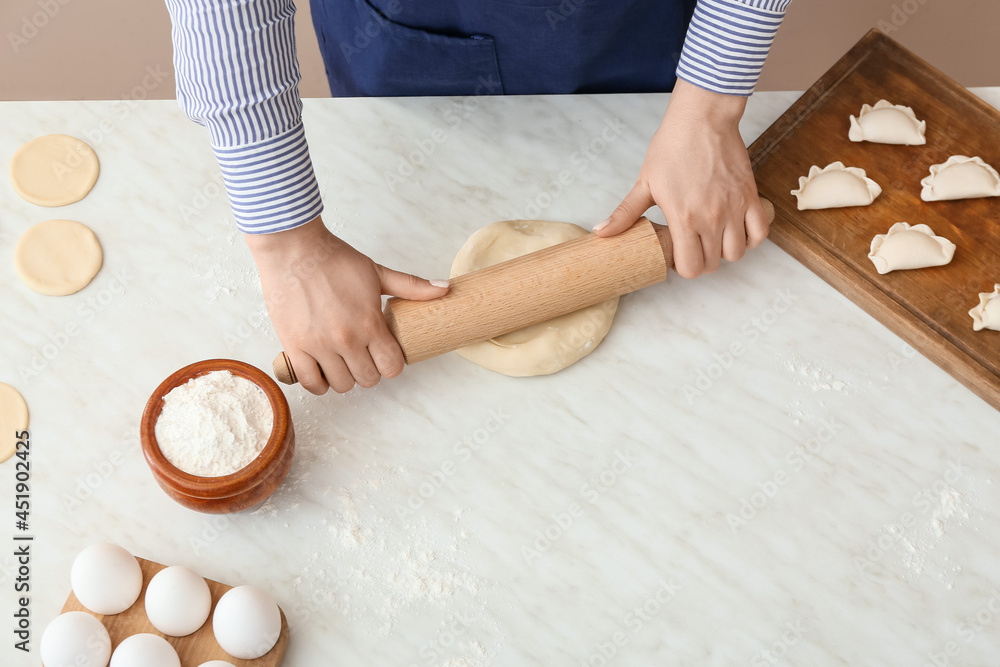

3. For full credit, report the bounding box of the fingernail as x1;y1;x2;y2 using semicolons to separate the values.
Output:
430;279;450;288
593;218;611;232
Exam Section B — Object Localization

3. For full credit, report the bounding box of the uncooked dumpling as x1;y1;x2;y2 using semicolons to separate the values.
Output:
14;219;103;295
970;284;1000;332
450;220;619;377
868;222;956;274
791;162;882;210
920;155;1000;201
9;134;100;206
849;100;926;145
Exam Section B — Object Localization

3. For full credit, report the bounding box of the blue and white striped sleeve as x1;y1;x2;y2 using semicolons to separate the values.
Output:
676;0;793;97
165;0;322;234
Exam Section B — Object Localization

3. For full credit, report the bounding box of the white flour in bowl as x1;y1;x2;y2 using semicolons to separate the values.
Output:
155;370;273;477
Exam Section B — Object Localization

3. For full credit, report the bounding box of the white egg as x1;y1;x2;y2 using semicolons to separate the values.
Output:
109;633;180;667
71;543;143;615
212;585;281;659
198;662;236;667
144;565;212;637
40;611;111;667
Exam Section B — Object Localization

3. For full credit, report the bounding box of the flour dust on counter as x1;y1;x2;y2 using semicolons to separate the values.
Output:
778;352;850;396
851;460;977;586
279;459;506;666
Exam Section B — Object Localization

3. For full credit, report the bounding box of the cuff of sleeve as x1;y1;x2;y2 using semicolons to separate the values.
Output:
213;123;324;235
676;0;791;97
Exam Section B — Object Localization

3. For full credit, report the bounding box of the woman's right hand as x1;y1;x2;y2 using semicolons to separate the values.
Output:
246;216;450;395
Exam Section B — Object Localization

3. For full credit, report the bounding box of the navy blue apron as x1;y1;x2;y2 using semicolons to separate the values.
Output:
311;0;697;96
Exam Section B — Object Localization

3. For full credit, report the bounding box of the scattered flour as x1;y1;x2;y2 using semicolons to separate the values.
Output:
260;389;506;664
155;370;273;476
283;473;503;664
782;351;849;393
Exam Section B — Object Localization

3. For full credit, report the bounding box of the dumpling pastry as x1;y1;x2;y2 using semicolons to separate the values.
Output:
849;100;926;145
868;222;956;274
920;155;1000;201
791;162;882;210
969;284;1000;332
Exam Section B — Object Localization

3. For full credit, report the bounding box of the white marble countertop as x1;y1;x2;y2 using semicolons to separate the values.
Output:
2;89;999;666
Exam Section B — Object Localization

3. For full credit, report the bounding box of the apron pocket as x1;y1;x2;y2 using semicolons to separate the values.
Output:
324;0;505;97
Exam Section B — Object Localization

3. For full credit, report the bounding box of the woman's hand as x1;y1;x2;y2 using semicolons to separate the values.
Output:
246;216;449;394
595;79;769;278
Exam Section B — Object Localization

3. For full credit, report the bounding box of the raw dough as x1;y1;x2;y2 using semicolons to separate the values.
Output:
868;222;956;274
0;383;28;464
791;162;882;210
970;284;1000;332
9;134;100;206
14;219;103;295
450;220;619;377
849;100;926;145
920;155;1000;201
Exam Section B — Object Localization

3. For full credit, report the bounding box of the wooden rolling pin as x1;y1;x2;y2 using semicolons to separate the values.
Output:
273;199;774;385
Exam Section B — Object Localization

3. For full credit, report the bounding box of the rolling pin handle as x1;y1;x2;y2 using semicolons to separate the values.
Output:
272;196;776;386
760;196;775;225
273;352;297;385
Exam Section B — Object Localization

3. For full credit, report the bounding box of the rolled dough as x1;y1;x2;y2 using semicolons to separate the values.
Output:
15;219;103;296
450;220;619;377
9;134;100;207
0;383;29;464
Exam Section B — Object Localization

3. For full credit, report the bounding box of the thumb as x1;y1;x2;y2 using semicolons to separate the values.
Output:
594;183;654;237
376;265;450;301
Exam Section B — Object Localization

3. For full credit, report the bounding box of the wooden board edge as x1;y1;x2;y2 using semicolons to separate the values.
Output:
766;212;1000;412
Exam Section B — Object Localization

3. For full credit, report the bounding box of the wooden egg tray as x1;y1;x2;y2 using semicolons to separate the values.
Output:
59;557;289;666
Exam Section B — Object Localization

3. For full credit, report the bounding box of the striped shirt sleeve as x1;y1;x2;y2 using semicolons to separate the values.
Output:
165;0;323;234
676;0;793;97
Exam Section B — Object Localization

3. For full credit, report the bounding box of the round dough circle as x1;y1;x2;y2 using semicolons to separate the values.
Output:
15;219;103;295
450;220;619;377
0;383;28;464
10;134;100;206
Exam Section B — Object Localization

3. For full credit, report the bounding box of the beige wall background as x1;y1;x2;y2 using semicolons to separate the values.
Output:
1;0;997;101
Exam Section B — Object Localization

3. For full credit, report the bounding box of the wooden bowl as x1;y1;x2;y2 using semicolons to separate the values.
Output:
140;359;295;514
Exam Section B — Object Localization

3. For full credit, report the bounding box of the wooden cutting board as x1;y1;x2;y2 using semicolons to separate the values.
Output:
59;557;289;666
749;29;1000;411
